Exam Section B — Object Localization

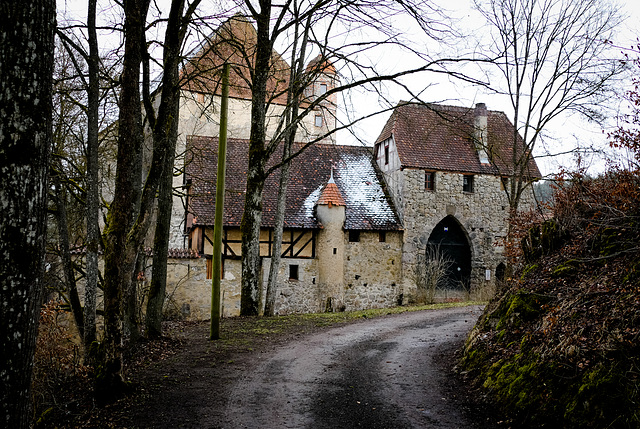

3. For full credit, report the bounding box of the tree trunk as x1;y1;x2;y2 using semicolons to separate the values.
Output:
0;2;55;427
263;142;291;316
84;0;100;360
52;176;85;339
264;12;311;316
100;0;150;402
146;0;189;339
240;5;273;316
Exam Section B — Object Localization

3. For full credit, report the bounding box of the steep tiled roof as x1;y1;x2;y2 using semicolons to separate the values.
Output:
375;102;541;178
186;137;401;231
181;15;291;105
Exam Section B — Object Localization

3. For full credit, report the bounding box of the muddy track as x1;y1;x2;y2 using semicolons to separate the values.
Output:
217;306;484;428
128;305;491;429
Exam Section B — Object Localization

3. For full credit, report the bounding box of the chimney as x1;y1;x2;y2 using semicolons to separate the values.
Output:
474;103;490;164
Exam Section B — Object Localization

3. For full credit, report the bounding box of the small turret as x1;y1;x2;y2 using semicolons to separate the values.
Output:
315;169;346;312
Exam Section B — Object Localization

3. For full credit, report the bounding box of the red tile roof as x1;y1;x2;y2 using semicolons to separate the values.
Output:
180;15;291;105
375;102;541;178
186;137;401;231
317;176;346;207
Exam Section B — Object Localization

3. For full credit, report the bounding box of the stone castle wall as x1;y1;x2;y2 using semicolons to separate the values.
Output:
162;229;404;319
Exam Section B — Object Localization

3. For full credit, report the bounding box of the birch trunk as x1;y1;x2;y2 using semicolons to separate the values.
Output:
0;2;55;426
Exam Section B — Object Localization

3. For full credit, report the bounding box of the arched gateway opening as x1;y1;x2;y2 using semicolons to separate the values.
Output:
427;216;471;290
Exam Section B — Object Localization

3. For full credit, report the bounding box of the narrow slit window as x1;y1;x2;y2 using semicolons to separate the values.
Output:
384;144;389;165
379;231;386;242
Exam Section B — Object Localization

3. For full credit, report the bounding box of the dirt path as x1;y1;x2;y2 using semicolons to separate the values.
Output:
128;305;492;429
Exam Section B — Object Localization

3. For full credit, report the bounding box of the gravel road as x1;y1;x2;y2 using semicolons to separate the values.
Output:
208;305;485;429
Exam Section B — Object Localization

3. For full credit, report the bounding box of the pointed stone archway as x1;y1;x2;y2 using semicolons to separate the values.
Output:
427;215;472;291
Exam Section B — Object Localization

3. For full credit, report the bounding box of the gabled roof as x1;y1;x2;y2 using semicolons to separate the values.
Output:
186;137;402;231
181;14;291;105
375;102;541;178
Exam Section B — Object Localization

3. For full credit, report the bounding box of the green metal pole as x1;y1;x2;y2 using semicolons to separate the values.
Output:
210;63;229;340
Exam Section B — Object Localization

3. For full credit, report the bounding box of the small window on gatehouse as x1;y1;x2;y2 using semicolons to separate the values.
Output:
463;175;474;193
425;171;435;191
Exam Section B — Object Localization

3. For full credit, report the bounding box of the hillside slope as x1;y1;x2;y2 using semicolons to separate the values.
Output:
459;171;640;428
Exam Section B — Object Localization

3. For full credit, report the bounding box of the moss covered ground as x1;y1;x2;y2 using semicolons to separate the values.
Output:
458;174;640;428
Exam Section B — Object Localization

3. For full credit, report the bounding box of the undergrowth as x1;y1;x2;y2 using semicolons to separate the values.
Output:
459;169;640;428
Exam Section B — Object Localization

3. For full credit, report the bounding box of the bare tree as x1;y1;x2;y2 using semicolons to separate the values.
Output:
0;2;55;427
145;0;202;339
232;0;474;316
101;0;151;400
99;0;204;397
85;0;101;356
412;245;453;304
474;0;624;210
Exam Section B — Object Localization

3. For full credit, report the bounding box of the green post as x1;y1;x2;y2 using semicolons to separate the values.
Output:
210;63;229;340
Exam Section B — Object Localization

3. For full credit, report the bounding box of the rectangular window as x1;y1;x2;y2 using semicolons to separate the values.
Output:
319;83;327;95
425;171;435;191
289;264;299;281
315;115;323;127
349;230;360;242
463;175;474;193
206;258;224;279
379;231;386;242
384;144;389;165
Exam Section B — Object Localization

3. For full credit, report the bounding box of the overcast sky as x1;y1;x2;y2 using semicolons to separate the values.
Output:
57;0;640;176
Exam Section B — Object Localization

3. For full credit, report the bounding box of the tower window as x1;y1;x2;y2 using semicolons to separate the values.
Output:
319;83;327;95
315;115;323;127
